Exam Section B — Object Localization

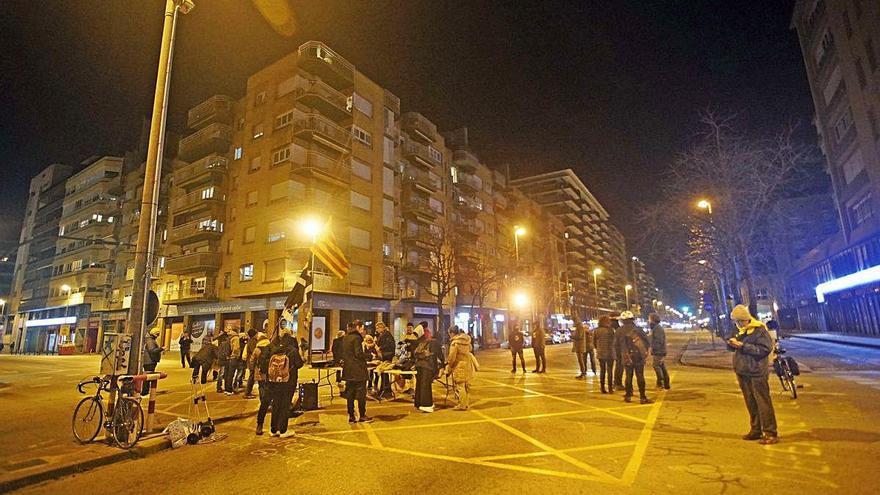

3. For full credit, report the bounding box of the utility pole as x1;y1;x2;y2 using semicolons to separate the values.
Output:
127;0;193;374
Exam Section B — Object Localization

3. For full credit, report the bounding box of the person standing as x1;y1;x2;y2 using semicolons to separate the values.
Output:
593;316;616;393
728;305;778;445
342;320;373;423
572;322;588;378
414;325;438;412
610;313;624;388
508;325;526;373
178;330;193;368
142;327;163;395
648;313;670;390
243;329;259;399
215;332;230;393
531;321;546;373
614;311;652;404
269;329;303;438
584;324;597;375
191;335;217;385
445;327;479;410
224;330;241;395
252;332;273;435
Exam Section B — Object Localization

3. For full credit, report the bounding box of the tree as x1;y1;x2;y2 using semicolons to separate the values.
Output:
421;229;457;341
457;251;500;337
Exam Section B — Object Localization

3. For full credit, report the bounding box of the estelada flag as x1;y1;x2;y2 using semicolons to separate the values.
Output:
311;218;350;279
281;264;312;323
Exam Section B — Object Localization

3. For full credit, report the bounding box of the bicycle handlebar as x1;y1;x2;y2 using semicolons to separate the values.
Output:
76;376;108;394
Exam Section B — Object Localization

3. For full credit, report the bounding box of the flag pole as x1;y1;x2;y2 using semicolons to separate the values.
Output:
307;229;317;364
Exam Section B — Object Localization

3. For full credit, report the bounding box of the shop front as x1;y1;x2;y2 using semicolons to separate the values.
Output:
453;305;507;349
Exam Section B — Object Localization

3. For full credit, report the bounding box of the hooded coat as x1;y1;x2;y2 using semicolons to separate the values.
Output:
446;333;479;383
729;319;773;377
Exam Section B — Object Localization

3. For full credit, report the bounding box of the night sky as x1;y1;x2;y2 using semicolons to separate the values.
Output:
0;0;814;303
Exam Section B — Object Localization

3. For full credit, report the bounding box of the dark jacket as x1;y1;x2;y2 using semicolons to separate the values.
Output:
272;334;305;385
730;325;773;377
649;323;667;357
178;334;193;352
593;325;616;360
414;336;438;371
143;334;162;367
193;340;217;367
341;331;369;382
216;334;231;366
377;331;396;361
614;322;650;365
509;331;524;351
531;327;546;349
331;334;345;364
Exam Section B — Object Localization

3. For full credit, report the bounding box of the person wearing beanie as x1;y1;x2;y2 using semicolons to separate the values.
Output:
727;304;778;445
142;327;164;394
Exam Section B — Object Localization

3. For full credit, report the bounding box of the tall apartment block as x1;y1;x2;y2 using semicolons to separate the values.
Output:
789;0;880;334
629;255;659;316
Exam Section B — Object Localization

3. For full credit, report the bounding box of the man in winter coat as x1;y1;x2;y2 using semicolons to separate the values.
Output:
648;313;670;390
178;330;193;368
584;324;597;375
142;327;163;394
509;325;526;373
215;332;231;393
191;335;217;385
445;328;479;410
610;313;624;388
223;330;242;395
531;322;546;373
593;316;616;393
614;311;653;404
572;322;588;378
341;320;373;423
413;324;438;413
727;305;778;445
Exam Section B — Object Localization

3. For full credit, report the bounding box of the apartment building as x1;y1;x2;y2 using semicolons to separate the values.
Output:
629;256;659;316
789;0;880;334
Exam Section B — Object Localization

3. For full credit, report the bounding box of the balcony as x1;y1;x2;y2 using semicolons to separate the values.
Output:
297;41;355;90
175;154;228;188
452;150;479;172
313;271;350;293
401;113;437;144
169;218;224;245
295;80;352;122
403;258;431;274
289;149;350;188
456;197;482;217
178;122;232;162
456;220;481;238
457;172;483;192
494;193;508;210
171;188;226;214
403;142;438;169
187;95;233;129
164;281;218;304
292;114;352;152
403;198;439;221
403;166;441;193
402;226;435;246
164;252;222;275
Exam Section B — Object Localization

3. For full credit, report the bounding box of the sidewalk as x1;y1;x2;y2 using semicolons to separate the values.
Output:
679;340;814;373
789;333;880;350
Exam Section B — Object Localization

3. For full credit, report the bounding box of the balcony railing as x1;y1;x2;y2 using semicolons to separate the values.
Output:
294;80;351;122
457;173;483;192
175;155;228;187
163;281;218;304
178;122;232;162
404;142;438;168
403;166;441;192
290;149;351;186
402;113;437;143
404;198;439;219
453;149;479;170
187;95;233;129
292;114;352;151
297;41;355;90
164;252;222;275
169;218;224;245
313;271;350;293
171;188;226;213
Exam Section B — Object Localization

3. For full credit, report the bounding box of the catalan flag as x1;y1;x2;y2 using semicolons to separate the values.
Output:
311;218;350;279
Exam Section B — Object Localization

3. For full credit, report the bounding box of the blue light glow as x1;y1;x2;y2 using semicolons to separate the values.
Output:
815;265;880;303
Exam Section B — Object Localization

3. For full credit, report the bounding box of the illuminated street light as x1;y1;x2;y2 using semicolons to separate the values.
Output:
300;216;323;242
513;225;526;261
624;284;632;309
696;199;713;215
512;291;529;309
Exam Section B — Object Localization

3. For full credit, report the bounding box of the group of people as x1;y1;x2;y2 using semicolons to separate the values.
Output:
508;311;670;404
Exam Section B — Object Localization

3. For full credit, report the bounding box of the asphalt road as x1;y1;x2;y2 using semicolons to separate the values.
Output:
3;331;880;494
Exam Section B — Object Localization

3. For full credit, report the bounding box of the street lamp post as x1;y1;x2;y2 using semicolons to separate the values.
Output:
299;216;323;361
513;226;526;261
592;268;602;319
697;199;713;215
60;284;71;347
624;284;632;311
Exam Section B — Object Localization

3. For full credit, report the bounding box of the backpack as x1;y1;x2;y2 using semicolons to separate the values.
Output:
267;353;290;383
624;332;649;364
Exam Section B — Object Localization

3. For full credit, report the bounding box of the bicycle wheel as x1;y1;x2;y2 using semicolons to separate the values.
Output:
72;397;103;444
787;374;798;399
112;398;144;449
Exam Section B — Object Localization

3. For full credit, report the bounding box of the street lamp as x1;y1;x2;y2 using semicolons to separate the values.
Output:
300;216;323;243
513;226;526;261
696;199;713;215
624;284;632;310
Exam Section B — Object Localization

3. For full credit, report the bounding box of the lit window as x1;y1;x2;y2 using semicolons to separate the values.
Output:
201;187;215;200
252;123;264;140
428;146;442;163
234;147;243;160
239;263;254;281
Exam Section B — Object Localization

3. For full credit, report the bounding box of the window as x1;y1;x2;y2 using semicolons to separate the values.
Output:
255;91;268;106
351;93;373;117
852;195;873;226
249;156;262;173
843;151;866;184
428;146;442;164
267;220;286;243
223;272;231;289
383;198;394;228
270;180;291;202
382;166;394;196
264;259;285;282
352;126;372;147
352;158;372;181
349;264;371;286
272;145;291;165
350;191;371;211
197;219;222;232
234;146;243;160
244;226;256;244
71;259;82;271
201;187;215;200
349;227;371;250
383;136;394;164
192;277;207;295
429;197;444;214
834;108;854;141
246;190;258;206
275;110;294;129
252;123;264;140
239;263;254;281
384;107;395;133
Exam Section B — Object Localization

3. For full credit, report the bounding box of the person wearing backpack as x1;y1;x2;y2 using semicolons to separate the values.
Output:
648;313;670;390
265;329;303;438
252;332;273;435
614;311;653;404
342;320;373;424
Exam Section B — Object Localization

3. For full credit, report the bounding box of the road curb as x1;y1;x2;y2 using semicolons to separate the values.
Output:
789;334;880;350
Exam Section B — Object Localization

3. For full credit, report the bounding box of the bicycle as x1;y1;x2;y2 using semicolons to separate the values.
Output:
72;375;145;449
772;346;798;399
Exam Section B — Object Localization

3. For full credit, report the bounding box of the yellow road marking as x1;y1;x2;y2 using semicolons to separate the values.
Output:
362;422;383;448
473;440;638;461
619;372;670;486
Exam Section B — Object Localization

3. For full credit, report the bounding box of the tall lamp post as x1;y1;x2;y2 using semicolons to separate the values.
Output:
624;284;632;311
60;284;72;346
513;226;526;261
592;268;602;319
299;216;323;361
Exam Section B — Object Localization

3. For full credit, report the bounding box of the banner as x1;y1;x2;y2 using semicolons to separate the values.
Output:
311;316;327;352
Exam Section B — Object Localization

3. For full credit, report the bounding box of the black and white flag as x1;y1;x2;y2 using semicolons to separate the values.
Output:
281;264;312;324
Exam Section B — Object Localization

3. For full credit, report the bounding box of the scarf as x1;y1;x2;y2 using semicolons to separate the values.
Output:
735;318;766;337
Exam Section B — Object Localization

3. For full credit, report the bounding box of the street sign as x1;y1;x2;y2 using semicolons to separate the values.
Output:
704;303;714;312
145;290;160;326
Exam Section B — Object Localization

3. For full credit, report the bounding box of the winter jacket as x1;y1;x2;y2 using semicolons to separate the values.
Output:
593;325;616;360
193;340;218;368
614;322;650;366
446;333;479;383
572;326;587;353
509;331;524;351
341;331;369;382
142;335;162;367
649;323;667;357
531;327;546;349
730;321;772;377
272;334;305;385
377;331;396;361
244;336;259;369
414;336;438;371
252;337;273;381
178;335;193;352
215;334;231;366
584;328;595;352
